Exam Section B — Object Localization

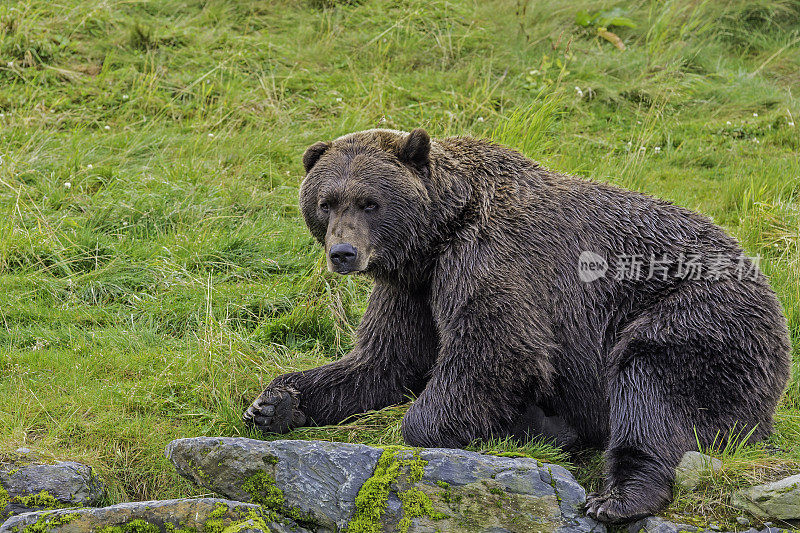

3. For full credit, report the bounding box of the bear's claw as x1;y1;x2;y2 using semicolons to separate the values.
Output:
584;489;651;524
243;385;306;434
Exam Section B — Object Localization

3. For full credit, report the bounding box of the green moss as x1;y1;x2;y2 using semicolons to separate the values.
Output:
219;510;270;533
11;490;63;510
164;523;197;533
491;451;528;458
241;472;284;511
240;470;317;526
97;519;160;533
346;446;437;533
403;452;427;485
397;488;448;533
242;472;317;525
187;459;209;481
346;447;404;533
203;502;230;533
0;485;9;515
546;466;563;504
22;512;80;533
435;480;458;506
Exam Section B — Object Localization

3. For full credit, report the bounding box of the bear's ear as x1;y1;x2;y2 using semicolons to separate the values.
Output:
397;128;430;176
302;141;332;173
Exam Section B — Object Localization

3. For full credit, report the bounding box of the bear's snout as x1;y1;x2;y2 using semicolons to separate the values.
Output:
329;243;358;273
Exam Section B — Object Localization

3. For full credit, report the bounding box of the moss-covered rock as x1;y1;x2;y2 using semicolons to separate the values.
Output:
348;447;594;533
0;455;105;519
730;473;800;520
166;437;606;533
167;437;382;531
0;498;270;533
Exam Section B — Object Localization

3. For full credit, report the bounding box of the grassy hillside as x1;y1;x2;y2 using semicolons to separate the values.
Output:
1;0;798;527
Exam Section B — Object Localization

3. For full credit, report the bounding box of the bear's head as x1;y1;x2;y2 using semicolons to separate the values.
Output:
299;129;433;280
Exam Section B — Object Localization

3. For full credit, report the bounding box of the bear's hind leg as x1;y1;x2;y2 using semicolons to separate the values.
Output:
587;278;788;523
585;363;688;522
586;309;696;522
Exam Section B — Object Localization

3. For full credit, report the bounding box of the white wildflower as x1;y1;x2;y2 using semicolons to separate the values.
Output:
122;94;129;100
477;117;484;123
104;125;110;130
575;86;584;98
87;164;93;169
726;121;731;125
208;133;214;138
753;113;758;117
654;146;662;153
64;182;72;189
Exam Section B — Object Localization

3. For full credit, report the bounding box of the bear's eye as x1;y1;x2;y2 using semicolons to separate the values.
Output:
363;202;378;212
319;201;330;213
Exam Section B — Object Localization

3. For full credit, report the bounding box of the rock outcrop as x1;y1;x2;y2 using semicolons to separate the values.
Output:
0;498;294;533
4;439;794;533
0;453;105;519
731;473;800;520
628;516;794;533
166;437;607;533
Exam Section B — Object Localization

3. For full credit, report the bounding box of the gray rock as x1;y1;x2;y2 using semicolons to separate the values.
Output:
0;460;104;518
674;451;722;491
731;473;800;519
166;437;382;532
628;516;795;533
736;516;751;526
167;438;605;533
0;497;301;533
628;516;699;533
388;448;606;533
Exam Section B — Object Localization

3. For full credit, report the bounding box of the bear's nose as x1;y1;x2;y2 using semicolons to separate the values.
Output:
329;243;357;270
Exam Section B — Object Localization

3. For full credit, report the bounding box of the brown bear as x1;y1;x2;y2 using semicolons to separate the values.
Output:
243;128;791;523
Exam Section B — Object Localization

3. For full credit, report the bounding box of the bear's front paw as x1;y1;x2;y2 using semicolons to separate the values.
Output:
584;489;655;524
243;385;306;434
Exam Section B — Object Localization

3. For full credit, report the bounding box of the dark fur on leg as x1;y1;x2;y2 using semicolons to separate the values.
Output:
511;404;580;449
243;285;437;433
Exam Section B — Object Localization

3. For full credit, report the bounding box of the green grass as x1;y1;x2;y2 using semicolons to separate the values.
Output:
0;0;798;527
